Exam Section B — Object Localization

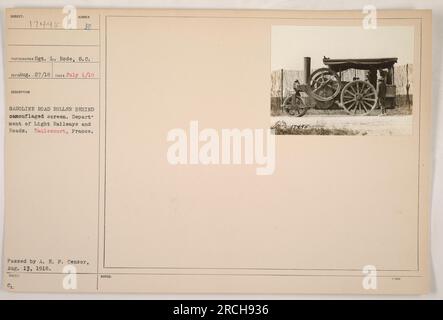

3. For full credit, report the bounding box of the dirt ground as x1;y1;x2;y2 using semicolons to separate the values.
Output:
270;114;413;135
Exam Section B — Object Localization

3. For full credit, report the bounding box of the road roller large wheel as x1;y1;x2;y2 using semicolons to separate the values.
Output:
340;80;377;115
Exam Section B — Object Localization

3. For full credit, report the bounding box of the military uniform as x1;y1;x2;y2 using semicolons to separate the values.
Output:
377;76;387;115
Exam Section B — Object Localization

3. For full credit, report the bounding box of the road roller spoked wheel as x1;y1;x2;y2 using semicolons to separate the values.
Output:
340;80;377;115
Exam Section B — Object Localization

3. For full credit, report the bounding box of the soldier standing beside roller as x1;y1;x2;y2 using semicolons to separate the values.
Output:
293;79;301;97
377;70;387;116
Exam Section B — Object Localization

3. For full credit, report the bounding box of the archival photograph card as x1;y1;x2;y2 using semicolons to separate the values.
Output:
3;8;432;294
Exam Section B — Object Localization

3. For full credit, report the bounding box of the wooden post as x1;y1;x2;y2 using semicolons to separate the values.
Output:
406;64;411;110
280;68;284;103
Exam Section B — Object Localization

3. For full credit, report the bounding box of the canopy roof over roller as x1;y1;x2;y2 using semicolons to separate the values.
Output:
323;57;398;72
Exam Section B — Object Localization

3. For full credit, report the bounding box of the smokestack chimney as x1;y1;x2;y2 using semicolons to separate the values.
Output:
304;57;311;84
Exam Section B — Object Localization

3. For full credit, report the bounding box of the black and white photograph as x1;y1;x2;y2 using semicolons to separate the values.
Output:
271;26;414;135
0;1;440;303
